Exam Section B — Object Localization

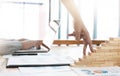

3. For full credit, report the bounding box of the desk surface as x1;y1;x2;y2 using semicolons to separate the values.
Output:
0;46;119;76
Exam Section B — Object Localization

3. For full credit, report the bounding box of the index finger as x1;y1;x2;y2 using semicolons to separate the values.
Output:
84;31;94;53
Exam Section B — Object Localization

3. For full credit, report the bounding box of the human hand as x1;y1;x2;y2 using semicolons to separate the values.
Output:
68;25;94;56
21;40;42;50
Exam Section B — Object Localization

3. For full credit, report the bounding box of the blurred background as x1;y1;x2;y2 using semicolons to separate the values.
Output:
0;0;119;40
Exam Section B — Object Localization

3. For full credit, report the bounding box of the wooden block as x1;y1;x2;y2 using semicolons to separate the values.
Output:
104;52;118;56
109;37;120;41
90;52;105;56
108;41;120;44
72;64;88;67
100;46;120;49
100;43;108;46
85;55;101;59
95;46;120;50
96;49;120;53
91;61;105;64
114;63;120;66
101;43;120;46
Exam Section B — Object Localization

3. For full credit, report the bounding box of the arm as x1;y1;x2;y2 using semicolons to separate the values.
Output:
60;0;81;20
60;0;94;56
60;0;85;40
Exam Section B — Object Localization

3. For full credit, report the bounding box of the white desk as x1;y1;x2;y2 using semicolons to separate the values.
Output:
0;46;119;76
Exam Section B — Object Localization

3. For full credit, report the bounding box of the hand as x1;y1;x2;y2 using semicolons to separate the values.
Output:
21;40;42;50
68;24;94;56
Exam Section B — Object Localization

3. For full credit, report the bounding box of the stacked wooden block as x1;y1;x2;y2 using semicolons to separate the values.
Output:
73;37;120;67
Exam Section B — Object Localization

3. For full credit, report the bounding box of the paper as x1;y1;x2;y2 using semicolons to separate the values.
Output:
6;53;74;68
19;66;71;73
72;66;120;76
17;65;79;76
0;70;79;76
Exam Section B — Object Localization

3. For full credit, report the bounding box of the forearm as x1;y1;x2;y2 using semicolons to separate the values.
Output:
60;0;82;21
0;40;22;55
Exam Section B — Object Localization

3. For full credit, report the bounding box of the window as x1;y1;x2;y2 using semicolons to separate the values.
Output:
0;0;119;40
0;0;49;40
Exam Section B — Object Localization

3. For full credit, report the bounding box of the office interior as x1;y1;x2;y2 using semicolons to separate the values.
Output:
0;0;120;76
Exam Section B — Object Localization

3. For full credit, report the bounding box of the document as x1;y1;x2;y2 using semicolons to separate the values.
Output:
18;66;71;73
0;70;79;76
72;66;120;76
18;66;80;76
6;53;74;68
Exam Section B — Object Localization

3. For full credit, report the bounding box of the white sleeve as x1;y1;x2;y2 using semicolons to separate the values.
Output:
0;40;22;55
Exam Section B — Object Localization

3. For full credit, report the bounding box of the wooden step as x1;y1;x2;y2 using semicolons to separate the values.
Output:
74;59;119;67
101;42;120;46
73;37;120;67
72;61;115;67
109;37;120;41
90;52;119;56
95;49;120;53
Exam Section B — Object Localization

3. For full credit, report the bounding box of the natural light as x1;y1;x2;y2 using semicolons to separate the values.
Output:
0;0;119;40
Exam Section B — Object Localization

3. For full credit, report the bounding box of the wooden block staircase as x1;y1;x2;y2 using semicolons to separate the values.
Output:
72;37;120;67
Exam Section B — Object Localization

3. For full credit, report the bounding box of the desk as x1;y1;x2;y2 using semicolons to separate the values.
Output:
0;39;119;76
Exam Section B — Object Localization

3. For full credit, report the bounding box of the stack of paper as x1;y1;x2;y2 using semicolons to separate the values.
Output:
6;53;74;68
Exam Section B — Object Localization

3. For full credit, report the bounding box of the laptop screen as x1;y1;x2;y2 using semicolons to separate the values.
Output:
41;20;60;51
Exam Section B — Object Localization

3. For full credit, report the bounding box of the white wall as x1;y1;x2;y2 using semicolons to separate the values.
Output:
0;0;49;40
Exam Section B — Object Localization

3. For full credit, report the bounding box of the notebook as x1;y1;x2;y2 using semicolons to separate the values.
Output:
13;20;60;54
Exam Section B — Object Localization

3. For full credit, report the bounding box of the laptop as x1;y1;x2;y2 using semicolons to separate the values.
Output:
13;20;60;55
6;20;74;68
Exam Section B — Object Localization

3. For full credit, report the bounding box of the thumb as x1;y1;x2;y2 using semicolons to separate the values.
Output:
68;32;75;36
